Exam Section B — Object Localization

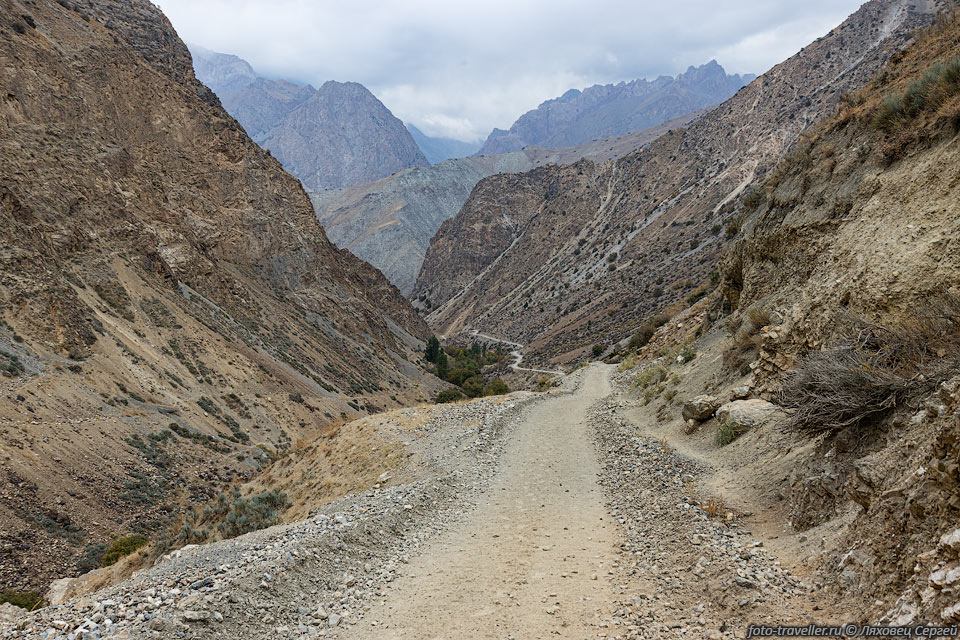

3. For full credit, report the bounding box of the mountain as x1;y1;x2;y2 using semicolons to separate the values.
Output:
407;124;481;163
476;60;755;155
311;110;706;295
0;0;438;594
414;0;935;362
715;11;960;621
190;47;429;189
260;81;430;190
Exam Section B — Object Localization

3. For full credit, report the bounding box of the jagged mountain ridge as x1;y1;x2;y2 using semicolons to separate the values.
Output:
312;110;706;295
414;0;939;362
477;60;755;155
190;47;429;189
0;0;437;593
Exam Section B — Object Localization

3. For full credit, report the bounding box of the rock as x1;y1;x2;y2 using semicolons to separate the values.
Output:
682;395;720;422
45;577;74;606
731;386;750;400
328;613;342;628
939;529;960;553
189;577;214;590
716;399;782;429
183;610;211;623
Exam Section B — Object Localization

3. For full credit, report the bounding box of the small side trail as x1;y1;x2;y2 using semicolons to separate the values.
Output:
343;364;623;639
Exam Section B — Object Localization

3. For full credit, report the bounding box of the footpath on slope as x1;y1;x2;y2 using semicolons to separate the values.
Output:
341;364;622;639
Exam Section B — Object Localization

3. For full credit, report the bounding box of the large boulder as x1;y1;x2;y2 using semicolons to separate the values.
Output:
682;395;721;421
716;399;782;429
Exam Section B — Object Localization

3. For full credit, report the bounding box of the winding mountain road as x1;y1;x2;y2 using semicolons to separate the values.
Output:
469;329;566;376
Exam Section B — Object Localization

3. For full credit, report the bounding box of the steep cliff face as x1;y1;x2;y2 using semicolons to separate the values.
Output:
477;61;754;155
414;0;936;362
0;0;436;593
191;48;429;189
312;112;703;295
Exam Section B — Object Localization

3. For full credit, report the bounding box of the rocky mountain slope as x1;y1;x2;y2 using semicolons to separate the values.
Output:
612;10;960;624
414;0;938;363
260;81;430;190
714;12;960;623
407;124;481;164
191;48;429;189
477;61;754;155
312;111;705;295
0;0;440;596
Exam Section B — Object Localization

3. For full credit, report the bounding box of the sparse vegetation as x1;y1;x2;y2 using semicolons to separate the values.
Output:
0;350;25;377
591;344;604;357
742;185;764;212
101;534;148;566
75;541;107;572
715;417;748;446
873;55;960;131
536;375;559;391
781;295;960;434
206;489;291;539
435;388;463;404
0;590;43;611
627;313;671;352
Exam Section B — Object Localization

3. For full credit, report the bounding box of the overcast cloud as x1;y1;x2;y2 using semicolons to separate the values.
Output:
157;0;865;142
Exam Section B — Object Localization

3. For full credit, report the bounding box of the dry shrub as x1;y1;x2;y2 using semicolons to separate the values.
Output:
702;498;727;519
781;294;960;434
722;305;771;375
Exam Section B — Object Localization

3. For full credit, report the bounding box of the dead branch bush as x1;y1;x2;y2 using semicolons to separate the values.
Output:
781;293;960;434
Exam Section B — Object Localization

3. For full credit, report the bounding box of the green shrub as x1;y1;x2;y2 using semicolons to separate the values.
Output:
462;375;484;398
435;388;463;404
636;365;668;389
716;418;748;446
678;344;696;363
874;55;960;131
76;542;107;572
483;379;509;396
742;186;764;212
591;344;603;357
628;313;671;351
101;534;148;566
0;590;43;611
215;490;290;539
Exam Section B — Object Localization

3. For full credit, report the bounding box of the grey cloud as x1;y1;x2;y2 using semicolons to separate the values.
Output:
158;0;865;141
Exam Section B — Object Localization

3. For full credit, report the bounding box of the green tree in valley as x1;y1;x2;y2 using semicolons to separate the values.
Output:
424;336;441;363
436;350;449;379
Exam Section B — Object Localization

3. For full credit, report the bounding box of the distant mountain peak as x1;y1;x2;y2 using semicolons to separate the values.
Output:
191;48;428;189
477;61;753;155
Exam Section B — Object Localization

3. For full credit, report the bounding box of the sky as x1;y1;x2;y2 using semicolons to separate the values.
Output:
158;0;866;143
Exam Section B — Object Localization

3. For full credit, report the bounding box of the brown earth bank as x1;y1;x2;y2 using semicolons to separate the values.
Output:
413;0;942;364
0;0;440;597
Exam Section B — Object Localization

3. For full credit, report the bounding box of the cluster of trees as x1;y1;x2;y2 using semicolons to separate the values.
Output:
424;337;509;402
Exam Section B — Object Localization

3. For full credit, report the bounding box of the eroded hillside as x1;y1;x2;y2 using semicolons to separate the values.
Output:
0;0;439;595
616;10;960;624
414;0;939;363
313;111;704;295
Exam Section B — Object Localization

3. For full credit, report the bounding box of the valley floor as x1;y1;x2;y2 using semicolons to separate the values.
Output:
3;364;842;639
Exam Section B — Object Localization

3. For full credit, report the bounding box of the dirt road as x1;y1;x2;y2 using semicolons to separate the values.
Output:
344;364;622;639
